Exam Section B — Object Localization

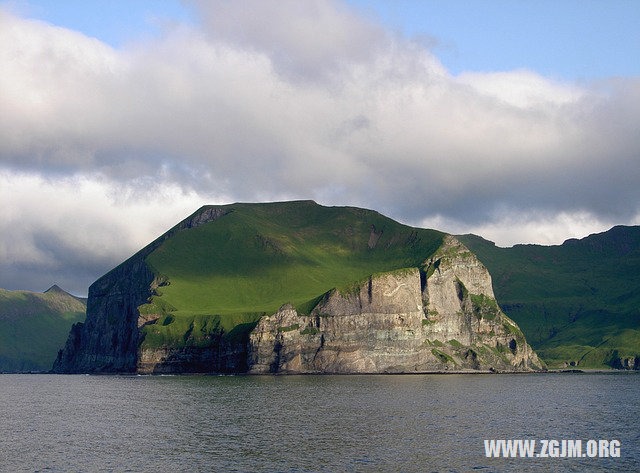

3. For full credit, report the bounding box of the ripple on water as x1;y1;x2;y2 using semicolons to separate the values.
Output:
0;372;638;472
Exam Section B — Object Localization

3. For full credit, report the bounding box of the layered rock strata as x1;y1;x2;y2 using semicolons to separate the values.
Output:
54;222;542;373
248;236;542;373
53;207;228;373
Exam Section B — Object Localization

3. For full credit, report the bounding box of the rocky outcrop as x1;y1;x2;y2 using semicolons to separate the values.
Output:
248;237;542;373
611;355;640;370
248;268;428;373
52;206;229;373
54;209;542;374
137;342;249;374
53;256;156;373
421;236;541;370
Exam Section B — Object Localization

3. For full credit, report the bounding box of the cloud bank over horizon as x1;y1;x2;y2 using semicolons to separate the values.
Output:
1;0;639;294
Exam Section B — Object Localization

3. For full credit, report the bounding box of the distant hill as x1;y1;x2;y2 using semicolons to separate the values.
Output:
459;226;640;368
0;285;86;372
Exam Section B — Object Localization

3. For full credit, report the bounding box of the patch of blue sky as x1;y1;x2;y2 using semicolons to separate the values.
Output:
3;0;639;80
1;0;196;46
348;0;640;81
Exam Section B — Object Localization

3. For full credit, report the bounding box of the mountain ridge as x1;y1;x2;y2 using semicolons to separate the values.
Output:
2;204;636;372
53;201;541;374
458;225;640;369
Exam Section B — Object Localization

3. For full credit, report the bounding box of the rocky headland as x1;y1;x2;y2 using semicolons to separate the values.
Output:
53;202;543;374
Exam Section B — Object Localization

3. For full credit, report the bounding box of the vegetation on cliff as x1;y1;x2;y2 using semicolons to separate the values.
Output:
459;226;640;369
140;201;444;350
53;200;636;373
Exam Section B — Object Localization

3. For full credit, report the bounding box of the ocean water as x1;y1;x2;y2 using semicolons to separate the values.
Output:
0;372;638;472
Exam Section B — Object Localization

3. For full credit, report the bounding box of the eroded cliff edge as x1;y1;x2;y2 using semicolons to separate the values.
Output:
52;207;229;373
249;236;542;373
54;217;542;374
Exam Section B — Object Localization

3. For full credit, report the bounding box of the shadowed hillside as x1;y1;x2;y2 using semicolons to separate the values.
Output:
0;285;86;372
459;226;640;368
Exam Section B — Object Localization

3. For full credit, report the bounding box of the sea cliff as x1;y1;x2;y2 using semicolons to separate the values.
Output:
53;203;542;374
248;237;541;373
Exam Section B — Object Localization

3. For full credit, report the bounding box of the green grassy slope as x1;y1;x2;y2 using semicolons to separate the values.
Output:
0;285;86;372
459;226;640;368
141;201;444;348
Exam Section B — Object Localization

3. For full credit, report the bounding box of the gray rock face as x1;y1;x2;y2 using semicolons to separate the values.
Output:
611;355;640;370
248;268;428;373
137;342;248;373
53;258;154;373
249;237;542;373
54;216;542;374
420;236;541;370
52;206;229;373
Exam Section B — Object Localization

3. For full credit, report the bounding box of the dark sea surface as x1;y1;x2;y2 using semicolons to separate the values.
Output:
0;372;638;472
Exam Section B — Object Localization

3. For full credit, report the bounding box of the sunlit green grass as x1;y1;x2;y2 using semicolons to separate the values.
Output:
141;201;444;348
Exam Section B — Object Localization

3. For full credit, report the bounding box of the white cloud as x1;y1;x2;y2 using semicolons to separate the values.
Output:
0;170;227;293
188;0;390;82
456;69;585;109
419;210;638;247
0;1;638;291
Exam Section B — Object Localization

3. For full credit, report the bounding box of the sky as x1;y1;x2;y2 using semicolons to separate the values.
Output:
0;0;639;295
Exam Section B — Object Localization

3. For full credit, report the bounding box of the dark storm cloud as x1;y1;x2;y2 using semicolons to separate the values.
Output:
0;211;122;295
0;250;113;297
